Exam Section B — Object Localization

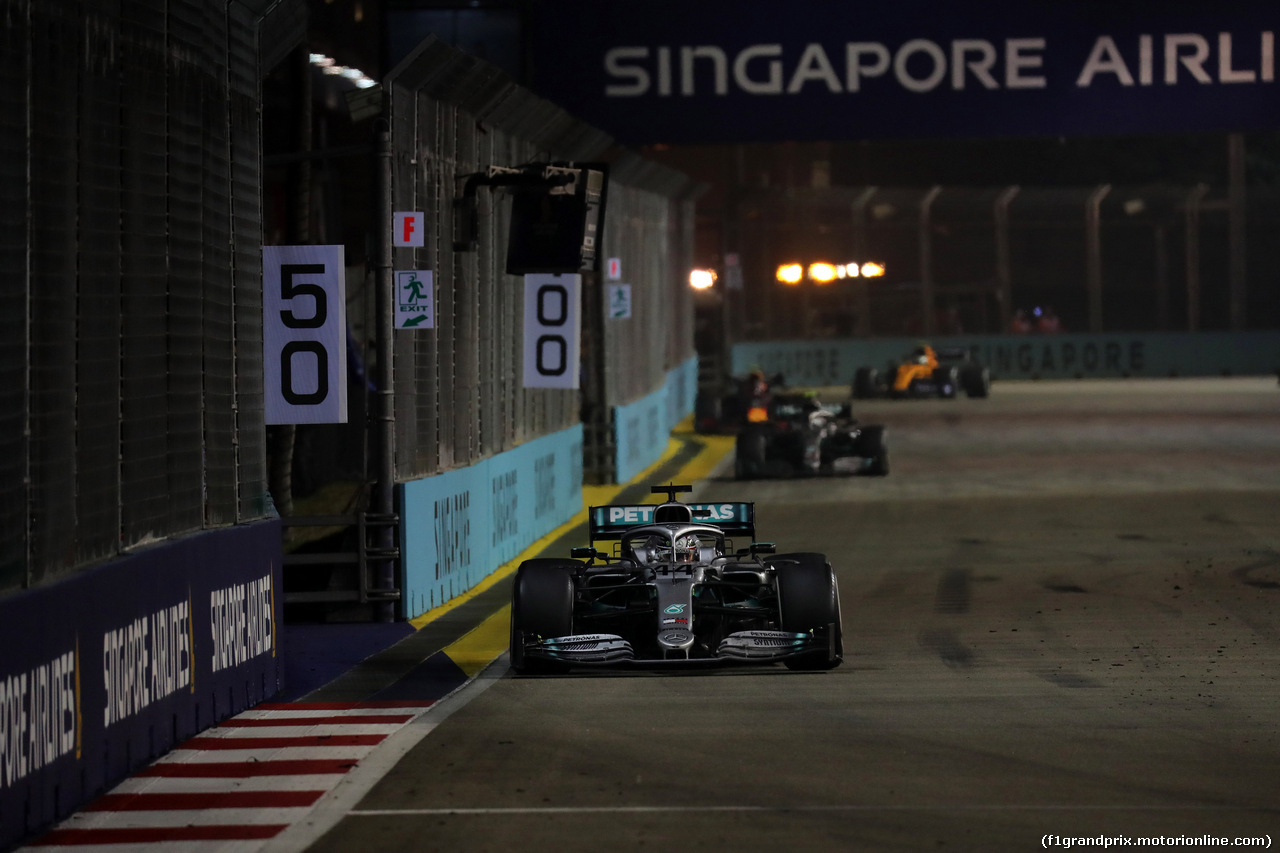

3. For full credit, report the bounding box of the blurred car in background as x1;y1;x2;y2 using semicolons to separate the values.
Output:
735;392;888;478
695;369;785;434
852;344;990;399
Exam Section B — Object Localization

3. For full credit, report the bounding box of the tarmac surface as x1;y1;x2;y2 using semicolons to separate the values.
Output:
23;377;1280;853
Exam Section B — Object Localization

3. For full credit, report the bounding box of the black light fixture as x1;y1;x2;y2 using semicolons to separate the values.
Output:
453;162;608;275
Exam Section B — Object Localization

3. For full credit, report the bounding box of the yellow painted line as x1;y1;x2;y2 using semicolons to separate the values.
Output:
407;417;726;632
442;604;512;678
679;433;735;482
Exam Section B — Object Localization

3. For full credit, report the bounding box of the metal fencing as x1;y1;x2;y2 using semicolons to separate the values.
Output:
0;0;281;597
385;37;697;484
0;12;696;600
732;184;1280;340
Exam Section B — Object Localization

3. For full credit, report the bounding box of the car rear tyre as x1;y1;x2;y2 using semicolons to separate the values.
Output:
852;367;878;399
963;365;991;398
510;561;576;674
854;425;889;476
770;553;843;670
735;427;768;479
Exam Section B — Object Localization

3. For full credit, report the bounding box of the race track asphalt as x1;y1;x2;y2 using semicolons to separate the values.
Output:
298;378;1280;853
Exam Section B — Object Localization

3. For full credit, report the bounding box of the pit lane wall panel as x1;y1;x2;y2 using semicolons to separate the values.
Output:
733;332;1280;387
613;356;698;485
400;424;584;619
0;521;284;850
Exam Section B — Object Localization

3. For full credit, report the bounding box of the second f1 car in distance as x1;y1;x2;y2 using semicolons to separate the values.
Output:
852;344;990;400
734;392;888;479
509;485;843;674
694;369;785;434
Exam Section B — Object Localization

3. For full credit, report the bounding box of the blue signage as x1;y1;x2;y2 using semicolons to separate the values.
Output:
0;521;283;850
527;0;1279;144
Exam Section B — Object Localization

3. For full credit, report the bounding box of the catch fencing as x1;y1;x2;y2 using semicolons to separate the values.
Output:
0;0;291;598
385;37;698;484
0;10;697;602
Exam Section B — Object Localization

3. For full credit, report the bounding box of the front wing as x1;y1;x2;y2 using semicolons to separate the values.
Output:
516;626;840;668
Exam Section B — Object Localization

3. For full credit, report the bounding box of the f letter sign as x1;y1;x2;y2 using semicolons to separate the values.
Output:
394;211;425;247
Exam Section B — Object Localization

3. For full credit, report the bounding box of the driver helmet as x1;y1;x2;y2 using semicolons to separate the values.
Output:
647;533;700;563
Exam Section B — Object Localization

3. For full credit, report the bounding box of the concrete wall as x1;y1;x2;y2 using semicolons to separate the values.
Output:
733;332;1280;387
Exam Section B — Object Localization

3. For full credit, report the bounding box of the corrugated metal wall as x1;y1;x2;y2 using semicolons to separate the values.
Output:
0;0;273;596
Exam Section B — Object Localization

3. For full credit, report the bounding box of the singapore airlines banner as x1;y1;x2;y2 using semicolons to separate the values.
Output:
525;0;1279;144
0;522;282;849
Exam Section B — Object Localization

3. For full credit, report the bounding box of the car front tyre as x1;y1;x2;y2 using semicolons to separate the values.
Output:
510;561;576;674
854;425;889;476
771;553;844;670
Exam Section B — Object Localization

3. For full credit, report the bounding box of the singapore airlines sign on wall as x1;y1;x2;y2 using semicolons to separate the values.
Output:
526;0;1279;144
0;523;282;849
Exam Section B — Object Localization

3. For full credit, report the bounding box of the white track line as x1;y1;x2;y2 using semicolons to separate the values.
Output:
347;803;1258;816
52;809;318;828
111;776;349;794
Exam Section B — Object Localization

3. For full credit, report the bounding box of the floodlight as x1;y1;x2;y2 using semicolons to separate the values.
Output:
808;262;837;283
689;269;717;290
776;263;804;285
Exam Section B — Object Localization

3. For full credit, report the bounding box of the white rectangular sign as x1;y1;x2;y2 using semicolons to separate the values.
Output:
607;283;632;319
724;252;743;290
606;257;622;280
523;274;581;389
395;269;435;329
263;245;348;424
393;211;425;247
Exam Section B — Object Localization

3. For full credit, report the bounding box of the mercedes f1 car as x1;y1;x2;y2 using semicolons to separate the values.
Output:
852;344;990;399
509;485;843;673
734;393;888;478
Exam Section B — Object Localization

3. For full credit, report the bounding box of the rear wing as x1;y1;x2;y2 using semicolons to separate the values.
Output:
933;346;974;362
588;502;755;541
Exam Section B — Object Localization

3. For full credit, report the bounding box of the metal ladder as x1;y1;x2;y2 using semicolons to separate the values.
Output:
280;512;401;605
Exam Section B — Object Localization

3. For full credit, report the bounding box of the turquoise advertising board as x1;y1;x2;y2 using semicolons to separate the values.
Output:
614;356;698;484
399;424;584;619
734;332;1280;387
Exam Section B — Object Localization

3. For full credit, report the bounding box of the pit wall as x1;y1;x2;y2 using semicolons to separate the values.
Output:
0;521;284;849
399;425;584;620
613;356;699;484
733;332;1280;388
